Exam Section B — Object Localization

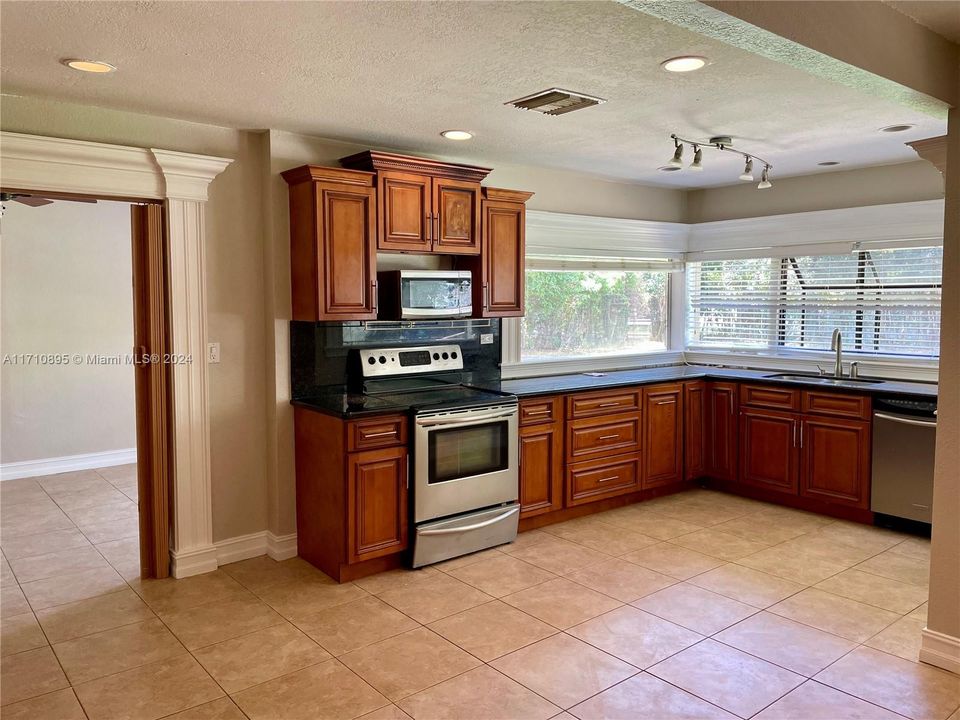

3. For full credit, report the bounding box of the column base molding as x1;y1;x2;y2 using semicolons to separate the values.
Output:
920;627;960;675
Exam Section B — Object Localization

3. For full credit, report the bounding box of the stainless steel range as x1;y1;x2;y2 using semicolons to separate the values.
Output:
357;344;519;567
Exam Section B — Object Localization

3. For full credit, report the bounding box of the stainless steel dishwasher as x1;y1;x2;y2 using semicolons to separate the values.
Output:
871;395;938;525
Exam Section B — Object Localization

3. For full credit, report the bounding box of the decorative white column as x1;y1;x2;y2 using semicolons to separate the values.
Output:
151;150;232;577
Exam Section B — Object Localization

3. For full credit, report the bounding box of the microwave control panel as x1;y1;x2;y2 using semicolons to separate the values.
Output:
359;345;464;377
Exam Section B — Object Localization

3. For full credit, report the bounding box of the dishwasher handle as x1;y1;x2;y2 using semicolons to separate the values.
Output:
874;411;937;428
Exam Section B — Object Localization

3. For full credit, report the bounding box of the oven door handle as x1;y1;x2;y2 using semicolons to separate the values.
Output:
416;409;517;427
417;506;520;536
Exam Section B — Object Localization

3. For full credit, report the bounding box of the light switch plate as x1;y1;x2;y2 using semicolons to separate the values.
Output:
207;342;221;364
479;334;494;345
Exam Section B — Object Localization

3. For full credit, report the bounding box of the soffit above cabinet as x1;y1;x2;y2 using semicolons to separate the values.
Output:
340;150;493;183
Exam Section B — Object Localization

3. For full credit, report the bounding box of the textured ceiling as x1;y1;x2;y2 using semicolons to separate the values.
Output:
0;1;946;188
886;1;960;43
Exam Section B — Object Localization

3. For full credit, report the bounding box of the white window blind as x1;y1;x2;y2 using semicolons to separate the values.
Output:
687;247;943;358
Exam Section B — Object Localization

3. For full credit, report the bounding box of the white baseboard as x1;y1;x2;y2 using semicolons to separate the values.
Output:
170;544;219;579
215;531;272;566
1;448;137;481
266;531;298;561
920;628;960;675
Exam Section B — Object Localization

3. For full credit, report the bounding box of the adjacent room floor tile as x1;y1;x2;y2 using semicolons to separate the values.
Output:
376;572;492;624
35;587;154;643
621;542;725;580
53;618;185;684
570;672;738;720
0;646;69;706
427;599;556;661
0;687;87;720
814;568;929;614
232;658;387;720
397;665;559;720
445;553;555;597
568;605;702;668
76;515;140;544
491;633;637;709
8;545;110;584
753;680;905;720
1;612;47;656
294;595;418;656
863;614;925;662
648;639;804;718
688;563;806;608
162;594;283;649
0;528;90;560
73;654;223;720
714;611;856;676
340;627;480;701
192;622;330;693
501;577;621;629
566;557;676;603
633;582;758;635
20;566;126;610
815;646;960;720
767;588;900;643
0;583;31;618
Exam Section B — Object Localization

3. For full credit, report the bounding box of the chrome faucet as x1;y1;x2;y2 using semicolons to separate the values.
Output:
830;328;844;378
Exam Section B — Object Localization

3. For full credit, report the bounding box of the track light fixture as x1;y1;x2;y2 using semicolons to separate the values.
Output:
667;133;773;190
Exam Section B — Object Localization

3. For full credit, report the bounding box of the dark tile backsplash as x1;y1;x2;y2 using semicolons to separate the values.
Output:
290;319;502;399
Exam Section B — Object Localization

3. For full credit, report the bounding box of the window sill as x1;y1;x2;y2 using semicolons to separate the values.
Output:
501;351;684;379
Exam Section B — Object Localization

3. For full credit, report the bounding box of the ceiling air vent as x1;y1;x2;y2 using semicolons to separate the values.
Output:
506;88;606;116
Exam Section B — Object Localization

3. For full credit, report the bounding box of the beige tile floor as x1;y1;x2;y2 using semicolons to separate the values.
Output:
1;468;958;720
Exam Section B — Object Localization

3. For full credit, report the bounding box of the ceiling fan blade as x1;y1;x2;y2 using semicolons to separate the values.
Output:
15;196;54;207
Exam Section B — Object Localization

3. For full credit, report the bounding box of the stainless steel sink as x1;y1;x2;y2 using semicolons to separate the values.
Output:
763;373;883;385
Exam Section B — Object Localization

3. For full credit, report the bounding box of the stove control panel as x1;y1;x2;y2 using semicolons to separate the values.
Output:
359;345;463;377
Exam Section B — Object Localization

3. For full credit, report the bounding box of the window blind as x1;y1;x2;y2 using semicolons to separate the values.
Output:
686;247;943;358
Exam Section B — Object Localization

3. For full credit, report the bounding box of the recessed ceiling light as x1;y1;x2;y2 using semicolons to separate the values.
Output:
440;130;473;141
661;56;708;73
879;124;914;133
817;161;840;166
659;165;682;172
61;58;116;73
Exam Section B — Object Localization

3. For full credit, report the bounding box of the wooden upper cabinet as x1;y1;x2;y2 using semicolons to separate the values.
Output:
282;166;377;321
433;178;481;254
643;384;683;488
378;171;432;252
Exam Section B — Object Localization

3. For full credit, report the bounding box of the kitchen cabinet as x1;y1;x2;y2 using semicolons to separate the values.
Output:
683;381;706;481
282;166;378;321
347;446;408;562
459;188;533;318
519;397;563;519
566;453;641;506
706;382;739;481
339;151;492;256
643;384;683;488
740;407;800;495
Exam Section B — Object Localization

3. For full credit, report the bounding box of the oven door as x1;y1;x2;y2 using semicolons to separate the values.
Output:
400;273;472;319
414;404;518;523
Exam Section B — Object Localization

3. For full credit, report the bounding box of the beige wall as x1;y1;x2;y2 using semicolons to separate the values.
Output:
687;160;946;222
1;199;135;464
0;95;269;542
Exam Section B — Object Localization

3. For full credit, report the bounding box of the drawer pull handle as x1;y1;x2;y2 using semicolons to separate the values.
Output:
526;409;550;415
596;475;620;483
656;399;676;405
598;402;621;408
363;430;397;438
598;434;620;441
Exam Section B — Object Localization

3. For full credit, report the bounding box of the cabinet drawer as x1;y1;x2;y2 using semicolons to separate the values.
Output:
567;388;642;419
347;415;407;451
520;397;561;426
741;384;800;411
567;453;641;506
567;413;641;461
802;391;871;420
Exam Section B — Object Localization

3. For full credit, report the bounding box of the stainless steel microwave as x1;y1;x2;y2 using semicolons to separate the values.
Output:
377;270;472;319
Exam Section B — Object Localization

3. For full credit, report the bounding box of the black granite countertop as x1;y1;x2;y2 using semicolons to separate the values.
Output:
469;364;938;399
292;364;937;419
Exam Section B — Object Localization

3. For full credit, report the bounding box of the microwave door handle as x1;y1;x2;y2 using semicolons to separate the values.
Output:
418;506;520;536
417;410;517;427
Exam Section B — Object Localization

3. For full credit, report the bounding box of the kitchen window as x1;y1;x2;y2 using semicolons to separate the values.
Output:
521;267;671;362
686;246;943;358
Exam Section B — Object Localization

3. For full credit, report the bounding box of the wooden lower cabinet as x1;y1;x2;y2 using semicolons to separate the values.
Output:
684;382;706;480
567;453;641;506
799;416;871;509
706;382;739;481
740;408;799;495
643;384;683;488
347;446;408;563
519;421;563;519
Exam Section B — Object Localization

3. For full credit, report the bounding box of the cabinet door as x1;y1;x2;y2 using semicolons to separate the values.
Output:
377;171;432;253
317;182;377;320
479;199;525;317
644;384;683;488
706;382;739;481
800;417;871;508
684;382;706;481
519;423;563;519
347;446;408;563
740;408;799;495
432;178;481;255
